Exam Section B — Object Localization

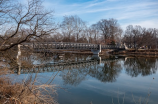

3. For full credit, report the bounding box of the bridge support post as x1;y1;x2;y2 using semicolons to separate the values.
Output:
91;44;101;55
17;44;21;75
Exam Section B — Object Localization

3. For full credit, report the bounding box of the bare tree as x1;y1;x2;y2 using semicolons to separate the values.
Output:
0;0;57;51
114;27;123;45
84;28;92;43
60;16;75;42
123;25;142;48
142;28;158;49
123;25;134;48
73;15;86;42
0;0;14;25
60;15;86;42
90;24;100;44
123;25;158;49
93;18;121;44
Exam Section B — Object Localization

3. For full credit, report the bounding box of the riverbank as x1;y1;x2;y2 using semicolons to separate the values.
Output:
0;69;58;104
111;49;158;57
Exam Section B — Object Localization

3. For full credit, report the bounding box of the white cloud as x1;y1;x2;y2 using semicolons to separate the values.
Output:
84;0;107;8
43;0;158;29
121;19;158;30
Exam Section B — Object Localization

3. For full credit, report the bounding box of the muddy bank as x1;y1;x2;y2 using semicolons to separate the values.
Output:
110;49;158;57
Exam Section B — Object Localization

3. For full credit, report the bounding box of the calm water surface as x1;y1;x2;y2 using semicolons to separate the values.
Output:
11;53;158;104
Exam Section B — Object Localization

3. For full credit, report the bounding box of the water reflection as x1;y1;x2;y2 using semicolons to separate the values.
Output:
1;51;158;77
1;51;158;80
1;51;158;104
58;59;121;86
89;61;122;82
60;68;88;86
124;57;157;77
91;55;101;64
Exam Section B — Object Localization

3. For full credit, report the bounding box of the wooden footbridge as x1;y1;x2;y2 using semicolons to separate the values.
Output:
20;42;125;54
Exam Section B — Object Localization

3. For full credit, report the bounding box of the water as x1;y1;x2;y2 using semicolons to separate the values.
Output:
1;52;158;104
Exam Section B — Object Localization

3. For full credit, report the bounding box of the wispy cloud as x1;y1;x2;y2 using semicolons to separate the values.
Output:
121;19;158;30
43;0;158;29
84;0;108;8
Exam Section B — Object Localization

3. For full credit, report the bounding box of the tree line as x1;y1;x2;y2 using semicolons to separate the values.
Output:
0;0;158;51
42;16;123;45
122;25;158;49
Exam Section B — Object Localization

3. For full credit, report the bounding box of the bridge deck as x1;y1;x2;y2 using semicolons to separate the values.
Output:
21;42;125;50
1;42;125;53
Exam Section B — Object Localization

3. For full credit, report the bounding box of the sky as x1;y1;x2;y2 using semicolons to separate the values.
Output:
21;0;158;30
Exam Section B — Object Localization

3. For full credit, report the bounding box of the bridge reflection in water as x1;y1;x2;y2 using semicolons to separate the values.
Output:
14;50;158;86
16;54;119;75
15;53;123;86
15;51;158;77
1;49;158;104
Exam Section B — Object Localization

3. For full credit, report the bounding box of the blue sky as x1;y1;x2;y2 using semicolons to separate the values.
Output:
42;0;158;30
21;0;158;30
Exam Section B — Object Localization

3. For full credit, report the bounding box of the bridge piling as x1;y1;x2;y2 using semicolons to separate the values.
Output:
91;44;101;55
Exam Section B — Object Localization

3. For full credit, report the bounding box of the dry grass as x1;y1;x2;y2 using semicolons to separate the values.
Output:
0;68;58;104
0;49;59;104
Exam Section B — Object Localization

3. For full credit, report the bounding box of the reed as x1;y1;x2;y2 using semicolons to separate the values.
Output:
0;68;58;104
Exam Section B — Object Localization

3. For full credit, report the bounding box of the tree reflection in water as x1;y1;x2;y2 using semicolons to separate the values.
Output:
124;57;158;77
59;54;92;86
60;68;88;86
1;51;158;86
59;60;122;86
1;51;158;103
89;61;122;82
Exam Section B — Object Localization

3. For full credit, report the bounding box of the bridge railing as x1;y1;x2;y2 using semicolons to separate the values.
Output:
4;42;125;50
32;42;100;50
101;44;125;49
